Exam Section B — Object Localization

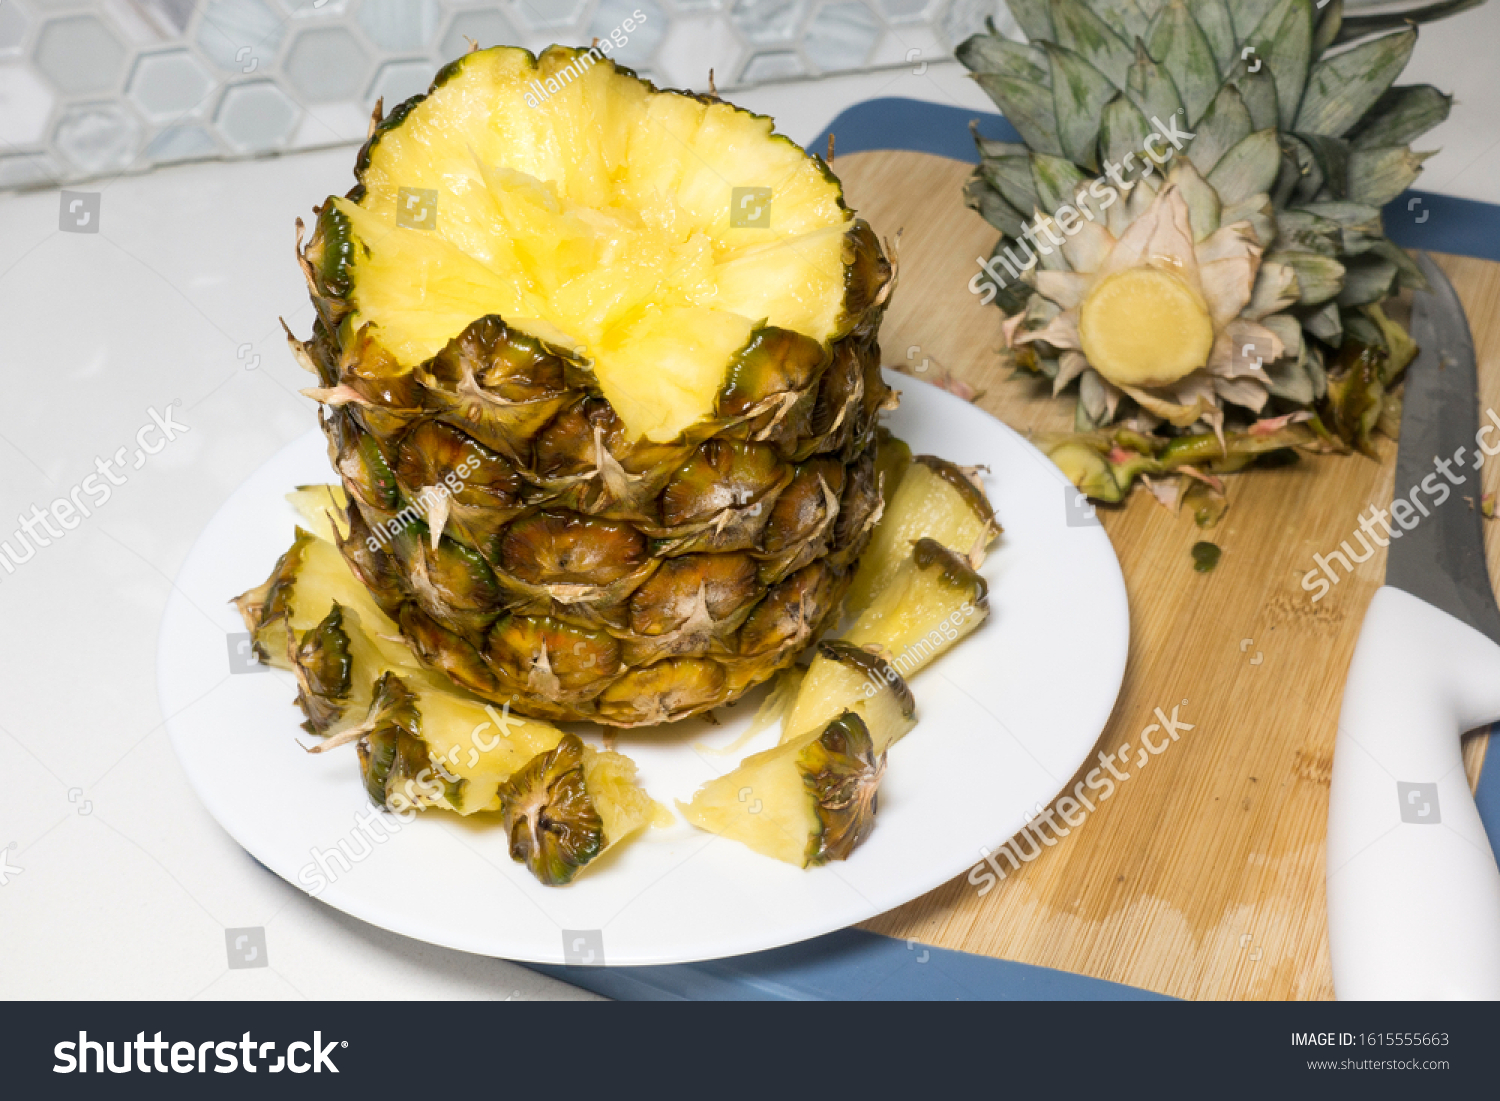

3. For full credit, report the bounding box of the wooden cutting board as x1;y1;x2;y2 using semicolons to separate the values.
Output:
837;148;1500;1001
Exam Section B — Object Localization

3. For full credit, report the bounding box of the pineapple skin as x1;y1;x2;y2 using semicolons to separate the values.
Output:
291;48;896;728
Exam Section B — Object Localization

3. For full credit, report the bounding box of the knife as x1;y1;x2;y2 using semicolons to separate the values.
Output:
1327;252;1500;1000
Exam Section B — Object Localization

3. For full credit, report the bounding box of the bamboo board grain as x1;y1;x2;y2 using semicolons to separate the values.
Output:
837;148;1500;1001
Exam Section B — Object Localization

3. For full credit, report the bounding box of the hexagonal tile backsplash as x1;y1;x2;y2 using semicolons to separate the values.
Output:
0;0;1016;190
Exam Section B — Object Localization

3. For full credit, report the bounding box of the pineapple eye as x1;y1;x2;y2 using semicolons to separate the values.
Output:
660;440;788;528
486;615;621;695
739;561;841;657
499;512;647;586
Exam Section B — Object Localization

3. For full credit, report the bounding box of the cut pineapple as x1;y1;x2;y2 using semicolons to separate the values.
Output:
844;455;998;613
234;522;666;885
783;539;988;749
780;641;915;754
327;45;856;444
497;733;663;885
680;711;888;867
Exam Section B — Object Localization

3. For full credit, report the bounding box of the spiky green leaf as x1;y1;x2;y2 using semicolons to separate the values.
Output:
1223;193;1277;248
958;33;1051;83
1090;0;1155;41
1244;0;1314;132
1334;0;1484;46
1297;200;1381;252
1221;55;1281;131
1098;92;1155;182
1050;0;1135;86
1297;132;1351;201
965;173;1029;238
1186;0;1235;70
1274;209;1342;256
1312;0;1342;53
1270;249;1346;304
1031;151;1090;212
1125;41;1185;126
1337;255;1398;306
1186;82;1252;174
976;74;1066;156
1206;128;1280;205
1046;43;1118;169
1348;84;1453;149
1296;28;1415;137
1347;145;1431;205
1231;0;1279;38
1267;344;1315;402
1367;238;1430;291
980;153;1043;212
1006;0;1056;42
1145;0;1222;123
1300;300;1342;343
1170;157;1221;239
971;126;1030;160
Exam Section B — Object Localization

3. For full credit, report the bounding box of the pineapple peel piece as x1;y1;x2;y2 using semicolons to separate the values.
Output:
799;712;886;865
235;527;665;883
497;734;605;886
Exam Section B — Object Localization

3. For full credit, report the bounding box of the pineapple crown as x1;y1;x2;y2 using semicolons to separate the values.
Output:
960;0;1482;303
960;0;1483;446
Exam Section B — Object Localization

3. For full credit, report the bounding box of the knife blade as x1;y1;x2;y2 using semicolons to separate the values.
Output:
1327;251;1500;1000
1384;252;1500;644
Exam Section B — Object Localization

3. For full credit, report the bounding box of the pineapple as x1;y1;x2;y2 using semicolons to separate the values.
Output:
783;539;990;749
291;44;895;727
960;0;1477;505
845;454;998;612
234;509;665;884
679;711;892;866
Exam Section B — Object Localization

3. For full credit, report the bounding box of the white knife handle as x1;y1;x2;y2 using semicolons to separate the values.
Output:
1328;585;1500;999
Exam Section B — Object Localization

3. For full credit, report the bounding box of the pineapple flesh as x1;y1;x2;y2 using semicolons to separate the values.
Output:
783;539;989;749
845;454;998;613
293;45;896;726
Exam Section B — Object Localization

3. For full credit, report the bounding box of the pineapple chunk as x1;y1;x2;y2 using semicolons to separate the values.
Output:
680;711;888;867
234;525;667;884
286;484;350;543
496;734;666;885
783;539;987;749
781;641;916;754
844;455;997;613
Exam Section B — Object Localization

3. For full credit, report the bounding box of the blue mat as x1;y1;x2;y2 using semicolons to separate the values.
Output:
530;95;1500;1002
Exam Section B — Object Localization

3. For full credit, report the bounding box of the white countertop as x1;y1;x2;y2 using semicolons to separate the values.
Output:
3;16;1500;999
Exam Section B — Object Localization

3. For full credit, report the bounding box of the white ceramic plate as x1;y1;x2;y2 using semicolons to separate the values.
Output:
159;373;1128;966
